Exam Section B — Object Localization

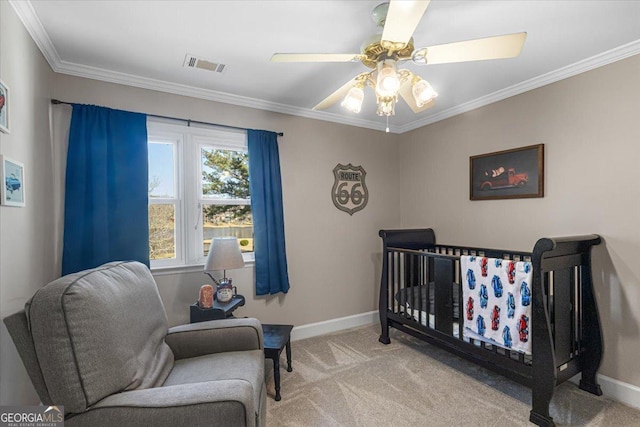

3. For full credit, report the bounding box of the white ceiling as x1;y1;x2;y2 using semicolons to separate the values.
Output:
12;0;640;133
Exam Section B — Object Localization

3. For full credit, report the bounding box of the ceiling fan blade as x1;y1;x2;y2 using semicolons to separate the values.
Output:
413;32;527;65
271;53;362;63
398;74;435;113
381;1;431;48
313;73;370;111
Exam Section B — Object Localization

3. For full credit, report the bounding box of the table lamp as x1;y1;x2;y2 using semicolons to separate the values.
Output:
204;237;245;302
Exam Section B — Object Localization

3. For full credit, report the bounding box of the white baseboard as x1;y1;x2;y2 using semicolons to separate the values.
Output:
599;374;640;410
290;311;377;342
570;374;640;410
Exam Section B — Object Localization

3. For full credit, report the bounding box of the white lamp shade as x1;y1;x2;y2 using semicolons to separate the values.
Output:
341;86;365;113
205;237;245;272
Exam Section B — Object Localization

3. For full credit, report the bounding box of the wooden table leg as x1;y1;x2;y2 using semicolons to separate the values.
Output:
273;356;281;401
285;339;292;372
262;324;293;401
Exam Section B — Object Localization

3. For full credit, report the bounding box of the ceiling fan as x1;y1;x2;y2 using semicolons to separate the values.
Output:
271;1;526;123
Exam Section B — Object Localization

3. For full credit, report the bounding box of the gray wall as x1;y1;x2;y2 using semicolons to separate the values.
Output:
0;2;55;405
399;54;640;388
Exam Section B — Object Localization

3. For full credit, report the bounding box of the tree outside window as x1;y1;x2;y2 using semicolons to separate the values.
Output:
201;147;253;255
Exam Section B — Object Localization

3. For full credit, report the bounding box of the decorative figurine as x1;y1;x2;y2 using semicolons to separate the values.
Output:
216;280;236;303
198;284;214;308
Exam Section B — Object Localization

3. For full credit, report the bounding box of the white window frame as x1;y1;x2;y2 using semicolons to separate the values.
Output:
148;129;184;268
148;119;253;271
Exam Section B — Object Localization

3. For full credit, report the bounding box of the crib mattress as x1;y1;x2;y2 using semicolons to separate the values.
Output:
394;283;460;319
395;283;460;337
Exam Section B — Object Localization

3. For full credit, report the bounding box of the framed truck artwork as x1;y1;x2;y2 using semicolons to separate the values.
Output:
0;79;9;134
1;155;25;207
470;144;544;201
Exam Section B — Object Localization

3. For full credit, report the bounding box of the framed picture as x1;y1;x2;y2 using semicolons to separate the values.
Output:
0;80;9;134
1;156;25;207
470;144;544;201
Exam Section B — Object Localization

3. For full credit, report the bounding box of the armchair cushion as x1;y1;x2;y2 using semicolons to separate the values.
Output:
26;262;174;413
67;380;259;427
166;318;263;360
162;349;264;414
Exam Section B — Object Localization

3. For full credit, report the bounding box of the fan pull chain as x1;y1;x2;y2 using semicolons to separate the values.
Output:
386;115;390;133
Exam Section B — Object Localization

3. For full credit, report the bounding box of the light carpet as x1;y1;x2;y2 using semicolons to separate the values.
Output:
265;324;640;426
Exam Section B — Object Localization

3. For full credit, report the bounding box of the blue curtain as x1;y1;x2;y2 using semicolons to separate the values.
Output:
62;104;149;275
248;130;290;295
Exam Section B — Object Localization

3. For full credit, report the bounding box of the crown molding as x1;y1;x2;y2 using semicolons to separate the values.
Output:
9;0;63;70
55;59;400;133
11;0;640;135
398;39;640;133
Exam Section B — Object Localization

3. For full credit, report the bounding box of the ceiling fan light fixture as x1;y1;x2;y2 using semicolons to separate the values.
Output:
411;78;438;107
273;1;529;121
376;59;400;97
341;86;365;113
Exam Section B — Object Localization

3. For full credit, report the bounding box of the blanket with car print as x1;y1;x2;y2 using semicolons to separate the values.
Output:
460;255;532;355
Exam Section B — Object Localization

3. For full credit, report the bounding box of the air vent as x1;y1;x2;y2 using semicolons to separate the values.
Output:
183;54;226;73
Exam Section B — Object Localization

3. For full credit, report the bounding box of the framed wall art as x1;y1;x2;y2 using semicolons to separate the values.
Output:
0;80;9;134
1;155;25;207
470;144;544;201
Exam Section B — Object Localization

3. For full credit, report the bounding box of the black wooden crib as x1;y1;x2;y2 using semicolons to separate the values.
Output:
378;228;603;427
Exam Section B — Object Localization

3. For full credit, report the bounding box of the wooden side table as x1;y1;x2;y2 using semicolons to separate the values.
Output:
190;294;245;323
262;324;293;401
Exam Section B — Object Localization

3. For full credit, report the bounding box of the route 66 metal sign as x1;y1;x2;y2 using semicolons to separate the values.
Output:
332;163;368;215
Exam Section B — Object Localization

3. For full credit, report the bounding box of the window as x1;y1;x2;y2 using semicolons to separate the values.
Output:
148;120;252;268
148;138;180;263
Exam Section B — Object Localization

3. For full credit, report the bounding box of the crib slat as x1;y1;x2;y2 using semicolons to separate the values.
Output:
391;251;397;314
427;257;433;321
458;280;464;339
554;267;573;366
434;257;454;335
397;252;403;315
575;265;582;355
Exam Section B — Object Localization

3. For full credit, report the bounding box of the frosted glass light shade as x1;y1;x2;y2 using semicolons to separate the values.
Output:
412;79;438;107
341;86;365;113
376;59;400;97
376;96;396;116
205;237;245;272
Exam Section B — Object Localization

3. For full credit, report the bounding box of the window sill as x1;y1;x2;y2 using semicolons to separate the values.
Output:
151;259;255;276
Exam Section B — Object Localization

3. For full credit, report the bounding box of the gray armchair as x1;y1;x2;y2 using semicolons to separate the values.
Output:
3;261;266;427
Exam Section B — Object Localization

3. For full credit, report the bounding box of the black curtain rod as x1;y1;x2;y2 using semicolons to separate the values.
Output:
51;99;284;136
